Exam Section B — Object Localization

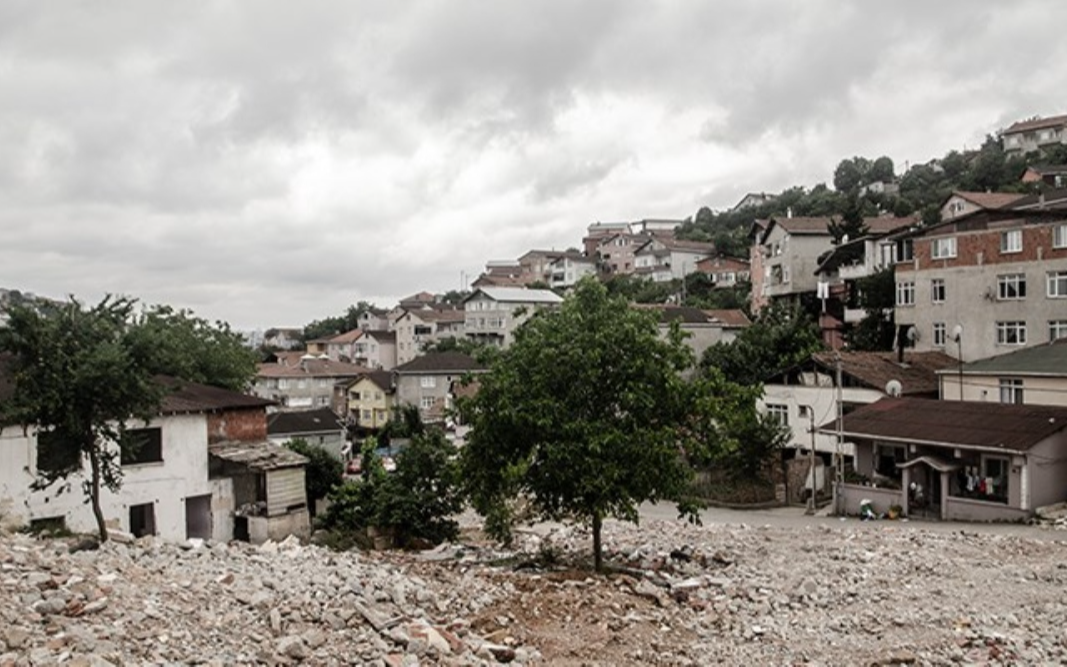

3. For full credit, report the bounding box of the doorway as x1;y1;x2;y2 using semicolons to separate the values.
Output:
129;503;156;537
184;494;212;540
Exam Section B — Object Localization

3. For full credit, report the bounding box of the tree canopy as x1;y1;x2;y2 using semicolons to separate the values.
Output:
0;295;259;540
457;278;702;571
302;301;378;342
701;301;823;386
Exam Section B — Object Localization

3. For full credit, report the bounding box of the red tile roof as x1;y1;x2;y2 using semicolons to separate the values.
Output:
1004;114;1067;134
811;351;956;396
952;191;1026;210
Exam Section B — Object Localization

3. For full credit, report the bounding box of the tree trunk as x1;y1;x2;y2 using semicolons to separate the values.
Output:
592;511;603;572
88;446;108;542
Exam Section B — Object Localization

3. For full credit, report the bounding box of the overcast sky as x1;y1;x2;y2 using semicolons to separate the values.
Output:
3;1;1066;329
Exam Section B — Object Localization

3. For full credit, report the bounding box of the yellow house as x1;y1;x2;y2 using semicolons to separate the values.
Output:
345;371;395;430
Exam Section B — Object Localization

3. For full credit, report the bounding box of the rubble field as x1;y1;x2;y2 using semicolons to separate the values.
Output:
2;516;1067;666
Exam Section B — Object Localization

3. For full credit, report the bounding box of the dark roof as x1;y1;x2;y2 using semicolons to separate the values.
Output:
343;370;394;391
949;191;1026;210
811;351;956;396
705;309;751;328
267;407;343;436
0;361;269;419
825;397;1067;453
633;304;715;325
394;352;486;374
950;339;1067;376
364;330;396;343
158;377;274;414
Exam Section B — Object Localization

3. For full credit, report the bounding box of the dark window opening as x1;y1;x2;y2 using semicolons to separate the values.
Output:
36;430;81;476
122;428;163;465
129;503;156;537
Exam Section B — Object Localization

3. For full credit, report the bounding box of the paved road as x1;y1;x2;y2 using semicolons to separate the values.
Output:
635;501;1067;541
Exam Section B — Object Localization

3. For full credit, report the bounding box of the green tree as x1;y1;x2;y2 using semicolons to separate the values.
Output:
701;302;823;386
827;194;869;244
0;297;166;541
457;278;701;571
868;156;895;184
284;438;343;518
127;304;257;391
845;267;896;351
833;156;872;193
318;431;462;548
302;301;378;342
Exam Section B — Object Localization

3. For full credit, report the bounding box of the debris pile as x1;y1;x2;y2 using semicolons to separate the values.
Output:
2;517;1067;665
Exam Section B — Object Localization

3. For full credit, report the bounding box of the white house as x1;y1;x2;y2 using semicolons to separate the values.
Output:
463;287;563;348
0;372;309;544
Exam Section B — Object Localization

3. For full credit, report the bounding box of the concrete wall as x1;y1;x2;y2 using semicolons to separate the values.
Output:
1028;435;1067;509
0;414;215;540
837;484;903;517
762;227;834;298
941;373;1067;407
759;382;881;457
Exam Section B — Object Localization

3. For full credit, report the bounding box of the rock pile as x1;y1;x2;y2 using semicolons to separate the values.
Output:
3;517;1067;665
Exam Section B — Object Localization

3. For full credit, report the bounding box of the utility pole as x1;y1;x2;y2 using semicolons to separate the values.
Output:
835;351;844;478
806;410;817;515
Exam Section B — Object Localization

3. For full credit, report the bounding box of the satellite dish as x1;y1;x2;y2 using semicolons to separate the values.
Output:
885;379;903;397
952;324;963;342
906;326;919;342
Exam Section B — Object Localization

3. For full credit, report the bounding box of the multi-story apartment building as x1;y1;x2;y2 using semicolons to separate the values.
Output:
894;208;1067;362
463;287;563;348
1001;113;1067;156
393;308;465;365
547;252;597;289
393;353;487;424
253;352;371;412
343;370;395;431
632;238;716;282
351;329;396;370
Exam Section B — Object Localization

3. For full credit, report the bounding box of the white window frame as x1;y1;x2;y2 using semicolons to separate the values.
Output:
895;281;915;307
999;378;1024;405
931;278;945;304
1054;224;1067;249
1000;230;1022;254
419;396;435;410
1048;271;1067;298
996;321;1027;346
997;273;1027;300
420;376;437;389
1050;320;1067;341
933;322;946;347
931;237;957;259
765;403;789;426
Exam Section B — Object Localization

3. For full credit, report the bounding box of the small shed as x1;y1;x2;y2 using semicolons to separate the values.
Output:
209;441;310;543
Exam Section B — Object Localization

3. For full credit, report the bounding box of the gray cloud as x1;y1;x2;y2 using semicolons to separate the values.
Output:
2;1;1067;327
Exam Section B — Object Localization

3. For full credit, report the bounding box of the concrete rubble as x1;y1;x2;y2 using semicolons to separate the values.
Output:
1;516;1066;665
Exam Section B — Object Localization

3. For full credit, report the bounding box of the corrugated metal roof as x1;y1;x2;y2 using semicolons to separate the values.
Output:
209;440;308;471
824;397;1067;453
812;351;957;396
158;378;275;414
949;339;1067;376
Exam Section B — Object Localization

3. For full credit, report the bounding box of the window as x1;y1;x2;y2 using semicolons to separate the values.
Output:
420;376;436;388
296;379;307;389
278;379;289;390
122;428;163;465
997;274;1026;300
999;379;1024;405
129;503;156;538
361;409;371;421
933;322;946;347
765;404;788;426
1054;224;1067;249
980;456;1009;504
1050;320;1067;341
36;430;81;475
898;238;914;262
931;278;945;304
316;397;331;407
318;379;330;388
1048;271;1067;298
895;281;915;306
874;444;906;480
996;321;1027;346
797;405;811;420
419;396;435;410
1000;230;1022;254
931;237;957;259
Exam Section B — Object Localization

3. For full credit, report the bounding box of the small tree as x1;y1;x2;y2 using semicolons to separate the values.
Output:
458;278;702;571
0;297;164;541
317;431;462;548
701;301;823;386
284;438;343;518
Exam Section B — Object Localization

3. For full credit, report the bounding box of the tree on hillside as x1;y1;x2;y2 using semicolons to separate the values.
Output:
701;301;822;386
302;301;378;342
833;156;873;193
127;304;257;391
0;297;166;540
827;194;869;244
845;267;896;351
457;278;702;571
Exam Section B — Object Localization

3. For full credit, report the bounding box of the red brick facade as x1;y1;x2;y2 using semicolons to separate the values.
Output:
207;408;269;444
904;221;1067;274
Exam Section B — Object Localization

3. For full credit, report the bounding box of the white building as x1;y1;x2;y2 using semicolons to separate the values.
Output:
463;287;563;348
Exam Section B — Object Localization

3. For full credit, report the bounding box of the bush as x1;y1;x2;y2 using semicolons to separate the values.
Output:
316;431;462;549
284;438;344;517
